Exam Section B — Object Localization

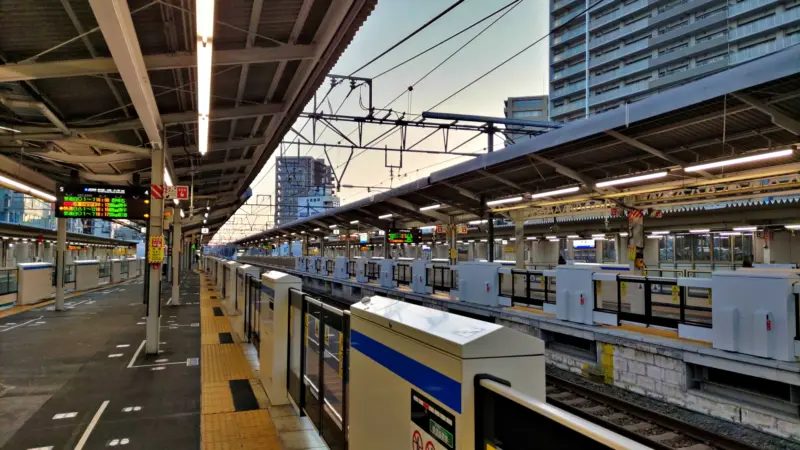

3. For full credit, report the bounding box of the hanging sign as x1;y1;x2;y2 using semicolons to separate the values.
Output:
148;235;165;263
457;225;468;234
56;184;150;220
166;185;190;200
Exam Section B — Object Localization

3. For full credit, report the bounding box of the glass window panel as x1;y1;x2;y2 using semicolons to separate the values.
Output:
675;235;690;260
713;236;731;262
693;235;710;261
512;99;543;108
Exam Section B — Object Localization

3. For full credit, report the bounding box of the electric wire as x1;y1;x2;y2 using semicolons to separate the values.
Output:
430;0;607;111
348;0;467;76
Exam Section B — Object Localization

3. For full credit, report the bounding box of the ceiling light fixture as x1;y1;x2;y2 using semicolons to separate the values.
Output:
685;148;793;172
350;220;359;224
419;204;441;211
0;174;56;202
195;0;215;155
378;214;393;219
596;171;668;188
733;226;757;231
530;186;580;199
689;229;710;234
486;196;522;206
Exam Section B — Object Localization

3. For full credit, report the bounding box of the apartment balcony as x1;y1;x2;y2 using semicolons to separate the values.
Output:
728;0;779;19
552;61;586;81
554;9;582;27
589;57;651;86
730;33;800;64
589;79;650;105
551;98;586;117
552;0;583;14
552;26;585;47
551;80;586;100
589;39;649;68
553;43;586;63
729;7;800;42
589;0;648;30
589;18;649;49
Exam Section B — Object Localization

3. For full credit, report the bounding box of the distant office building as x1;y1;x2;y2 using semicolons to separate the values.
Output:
275;157;335;225
503;95;550;144
549;0;800;122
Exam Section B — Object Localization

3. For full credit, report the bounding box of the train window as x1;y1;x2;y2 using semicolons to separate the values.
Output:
674;235;690;261
733;234;753;261
712;235;731;262
693;235;710;261
658;235;674;262
602;239;616;261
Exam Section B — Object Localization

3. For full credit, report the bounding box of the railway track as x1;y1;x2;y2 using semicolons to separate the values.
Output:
546;377;761;450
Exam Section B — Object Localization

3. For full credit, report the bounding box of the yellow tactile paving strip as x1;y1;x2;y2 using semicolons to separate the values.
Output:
200;273;281;450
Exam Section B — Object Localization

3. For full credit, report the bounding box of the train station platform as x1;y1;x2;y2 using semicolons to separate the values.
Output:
0;271;325;450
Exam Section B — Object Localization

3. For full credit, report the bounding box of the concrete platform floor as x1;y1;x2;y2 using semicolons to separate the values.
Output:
0;274;201;449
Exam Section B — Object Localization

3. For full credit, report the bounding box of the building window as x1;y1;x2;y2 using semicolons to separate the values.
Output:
512;99;543;108
712;235;731;262
696;28;727;43
733;234;753;261
695;6;726;20
693;235;710;261
674;235;690;261
659;235;674;262
658;18;688;35
512;110;543;118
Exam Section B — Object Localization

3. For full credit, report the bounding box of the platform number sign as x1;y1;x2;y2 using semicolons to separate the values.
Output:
411;389;455;450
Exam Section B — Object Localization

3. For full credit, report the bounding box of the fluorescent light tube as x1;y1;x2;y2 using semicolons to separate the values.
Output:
685;149;793;172
596;171;668;188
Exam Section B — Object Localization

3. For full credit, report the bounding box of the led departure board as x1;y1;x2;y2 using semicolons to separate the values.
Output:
387;228;421;244
56;184;150;220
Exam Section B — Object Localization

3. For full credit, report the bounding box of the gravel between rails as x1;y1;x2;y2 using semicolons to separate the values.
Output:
546;366;800;450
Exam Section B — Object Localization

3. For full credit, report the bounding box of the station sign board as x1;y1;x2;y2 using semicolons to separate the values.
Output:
148;235;165;263
572;239;596;249
165;185;190;200
56;184;149;220
387;228;421;244
201;227;210;234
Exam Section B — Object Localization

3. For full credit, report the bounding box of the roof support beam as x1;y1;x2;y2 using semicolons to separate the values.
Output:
732;93;800;135
386;198;449;223
440;181;481;203
604;129;713;178
0;45;317;83
90;0;162;149
526;154;596;187
479;170;525;191
174;160;249;175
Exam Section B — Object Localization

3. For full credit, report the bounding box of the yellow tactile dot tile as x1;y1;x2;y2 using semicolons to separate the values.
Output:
202;316;233;333
202;381;235;414
202;344;253;382
201;410;278;444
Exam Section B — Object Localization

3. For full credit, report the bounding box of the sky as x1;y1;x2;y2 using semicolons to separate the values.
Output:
211;0;550;243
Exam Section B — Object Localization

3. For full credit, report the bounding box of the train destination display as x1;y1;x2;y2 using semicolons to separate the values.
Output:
387;228;421;244
56;184;150;220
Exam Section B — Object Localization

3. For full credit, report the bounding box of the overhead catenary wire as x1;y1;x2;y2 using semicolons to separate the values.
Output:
348;0;467;76
430;0;608;111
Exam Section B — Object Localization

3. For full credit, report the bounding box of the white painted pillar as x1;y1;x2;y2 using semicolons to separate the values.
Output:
172;210;181;306
146;145;165;355
55;218;66;311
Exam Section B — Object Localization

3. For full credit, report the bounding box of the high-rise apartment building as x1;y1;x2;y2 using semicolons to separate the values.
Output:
274;156;336;225
549;0;800;122
503;95;550;144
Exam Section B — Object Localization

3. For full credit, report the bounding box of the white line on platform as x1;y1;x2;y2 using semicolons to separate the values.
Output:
0;316;43;333
74;400;109;450
127;340;145;368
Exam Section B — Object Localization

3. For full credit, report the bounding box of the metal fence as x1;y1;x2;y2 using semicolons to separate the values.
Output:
347;260;356;278
498;270;556;307
99;262;111;279
426;266;457;293
393;264;412;286
366;262;380;281
288;288;348;450
0;269;18;295
120;260;129;277
594;275;712;329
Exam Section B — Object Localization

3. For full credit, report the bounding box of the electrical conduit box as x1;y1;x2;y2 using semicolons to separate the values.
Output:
555;263;630;326
349;296;545;450
450;262;505;307
110;258;122;283
334;256;349;280
75;260;99;291
17;262;53;305
259;271;301;405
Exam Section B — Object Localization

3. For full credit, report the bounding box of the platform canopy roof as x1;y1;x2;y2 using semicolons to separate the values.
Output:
235;45;800;246
0;0;376;237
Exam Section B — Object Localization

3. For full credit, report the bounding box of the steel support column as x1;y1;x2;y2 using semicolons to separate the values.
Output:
383;230;389;258
448;220;457;265
172;210;181;306
345;228;350;258
146;145;165;354
514;220;524;268
55;217;66;311
488;212;495;262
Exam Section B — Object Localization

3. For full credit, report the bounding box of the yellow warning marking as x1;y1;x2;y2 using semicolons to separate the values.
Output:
202;344;253;383
201;410;279;449
620;281;627;297
595;280;602;297
202;382;235;414
202;316;233;333
671;285;680;303
338;332;344;378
